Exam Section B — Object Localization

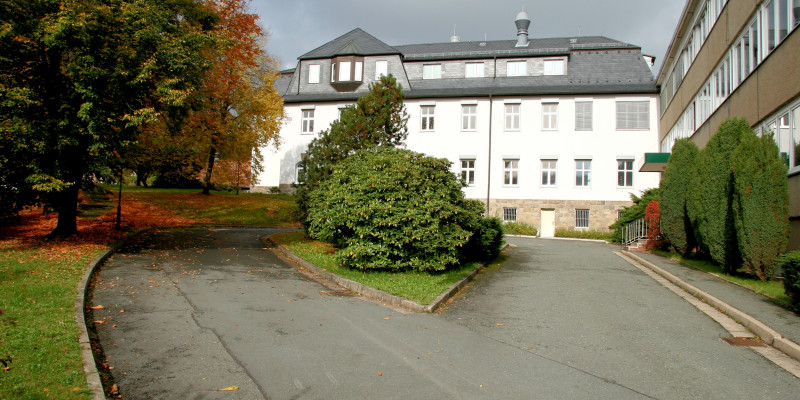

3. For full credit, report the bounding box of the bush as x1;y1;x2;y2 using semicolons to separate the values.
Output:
690;118;748;272
732;131;790;280
307;147;501;272
608;188;660;242
780;251;800;310
644;201;668;250
660;138;699;256
504;222;538;236
555;229;614;241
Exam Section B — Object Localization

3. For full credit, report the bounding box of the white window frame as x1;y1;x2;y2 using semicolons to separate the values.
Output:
338;61;351;82
575;159;591;187
295;163;305;184
575;101;593;131
505;104;520;131
503;159;519;186
542;103;558;130
541;159;557;187
575;209;590;229
308;64;320;84
301;109;314;134
460;159;476;186
462;105;477;131
354;61;363;81
543;59;565;75
507;60;527;76
465;62;484;78
503;207;517;222
375;60;388;79
423;64;442;79
617;159;634;188
420;105;435;131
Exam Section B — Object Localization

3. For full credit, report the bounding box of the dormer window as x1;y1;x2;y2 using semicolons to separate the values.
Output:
544;59;565;75
330;55;364;92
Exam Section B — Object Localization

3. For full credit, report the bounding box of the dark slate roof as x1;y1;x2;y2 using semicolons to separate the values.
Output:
298;28;400;60
393;36;636;61
273;74;292;96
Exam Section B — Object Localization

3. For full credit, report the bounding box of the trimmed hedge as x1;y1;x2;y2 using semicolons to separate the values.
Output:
732;132;790;280
780;251;800;310
690;118;748;273
307;147;503;272
660;138;699;256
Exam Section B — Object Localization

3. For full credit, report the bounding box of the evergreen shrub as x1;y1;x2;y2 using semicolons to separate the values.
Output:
732;132;790;280
307;147;502;272
608;188;660;242
659;138;699;256
690;118;748;272
780;251;800;310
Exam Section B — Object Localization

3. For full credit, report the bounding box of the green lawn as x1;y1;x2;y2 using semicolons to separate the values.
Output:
271;231;481;305
0;247;101;399
652;250;792;309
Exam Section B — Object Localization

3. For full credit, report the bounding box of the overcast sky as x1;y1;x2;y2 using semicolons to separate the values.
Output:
251;0;687;74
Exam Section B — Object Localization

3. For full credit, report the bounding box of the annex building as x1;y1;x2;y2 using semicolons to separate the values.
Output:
656;0;800;250
255;11;661;236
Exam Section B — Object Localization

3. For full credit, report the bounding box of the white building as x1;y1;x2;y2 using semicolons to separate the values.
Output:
256;12;661;235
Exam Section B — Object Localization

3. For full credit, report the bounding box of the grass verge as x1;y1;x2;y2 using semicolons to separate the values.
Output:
503;222;538;236
651;249;792;309
271;231;479;305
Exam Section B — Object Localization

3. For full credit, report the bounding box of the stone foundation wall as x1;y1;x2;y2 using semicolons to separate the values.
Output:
487;198;633;232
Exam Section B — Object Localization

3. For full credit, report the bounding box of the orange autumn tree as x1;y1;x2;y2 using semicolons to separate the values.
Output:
188;0;284;194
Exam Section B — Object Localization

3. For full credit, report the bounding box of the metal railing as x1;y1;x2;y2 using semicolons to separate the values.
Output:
621;217;650;246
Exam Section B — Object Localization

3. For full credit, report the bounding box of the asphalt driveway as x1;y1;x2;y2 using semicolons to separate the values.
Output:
89;229;800;399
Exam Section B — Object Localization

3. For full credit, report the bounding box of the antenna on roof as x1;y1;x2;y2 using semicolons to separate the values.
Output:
450;23;460;42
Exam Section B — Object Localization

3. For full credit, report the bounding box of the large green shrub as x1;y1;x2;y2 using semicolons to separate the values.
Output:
780;251;800;310
608;188;660;242
660;138;699;256
732;132;790;280
690;118;748;272
295;75;409;228
307;147;501;272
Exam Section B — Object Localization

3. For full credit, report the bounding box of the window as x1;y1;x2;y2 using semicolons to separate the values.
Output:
504;159;519;186
503;207;517;222
793;107;800;167
295;163;305;184
421;106;435;131
330;64;336;83
542;103;558;130
338;61;351;81
308;64;320;84
354;61;363;81
575;160;591;187
617;159;634;187
575;101;593;131
375;60;388;79
543;59;565;75
301;110;314;134
575;209;589;228
505;104;520;130
460;159;475;186
423;64;442;79
462;105;477;131
507;61;526;76
616;101;649;130
541;160;556;186
465;62;484;78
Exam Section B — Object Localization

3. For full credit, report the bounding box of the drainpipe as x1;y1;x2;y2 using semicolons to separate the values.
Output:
486;94;493;216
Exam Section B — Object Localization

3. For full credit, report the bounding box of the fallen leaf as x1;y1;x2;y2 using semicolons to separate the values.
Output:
219;386;239;391
119;309;125;313
110;384;118;394
377;372;383;376
496;324;504;327
89;305;104;310
94;320;105;325
383;317;390;320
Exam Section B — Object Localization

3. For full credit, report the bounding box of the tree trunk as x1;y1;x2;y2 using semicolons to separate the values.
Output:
202;139;217;195
49;184;80;237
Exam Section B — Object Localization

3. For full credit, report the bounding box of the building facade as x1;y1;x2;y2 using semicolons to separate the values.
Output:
657;0;800;250
256;12;661;235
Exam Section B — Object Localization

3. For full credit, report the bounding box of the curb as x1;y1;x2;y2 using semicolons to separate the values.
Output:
622;251;800;362
267;236;500;313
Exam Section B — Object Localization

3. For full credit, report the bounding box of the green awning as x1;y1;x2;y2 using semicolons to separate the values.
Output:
639;152;670;172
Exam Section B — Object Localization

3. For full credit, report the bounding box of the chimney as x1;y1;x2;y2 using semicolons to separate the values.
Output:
515;11;530;47
450;24;460;42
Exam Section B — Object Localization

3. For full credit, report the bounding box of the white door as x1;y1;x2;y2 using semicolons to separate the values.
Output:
540;209;555;238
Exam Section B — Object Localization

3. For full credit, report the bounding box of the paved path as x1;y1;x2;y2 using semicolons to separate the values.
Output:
89;229;800;399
